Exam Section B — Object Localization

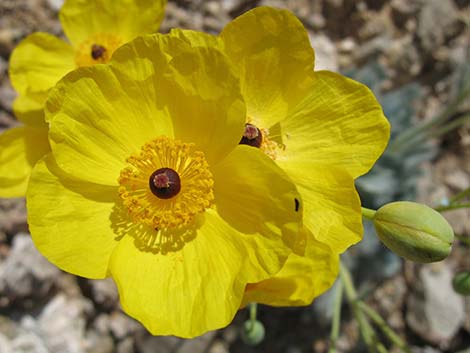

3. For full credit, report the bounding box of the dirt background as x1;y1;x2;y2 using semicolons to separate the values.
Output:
0;1;469;352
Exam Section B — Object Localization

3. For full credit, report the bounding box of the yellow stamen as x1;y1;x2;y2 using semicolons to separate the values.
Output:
75;33;123;67
118;136;214;230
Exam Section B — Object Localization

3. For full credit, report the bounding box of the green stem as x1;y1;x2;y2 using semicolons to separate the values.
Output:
435;203;470;212
340;263;377;353
429;114;470;138
358;301;412;353
399;114;470;152
375;342;390;353
455;233;470;246
328;280;344;353
450;188;470;204
249;302;257;328
362;207;377;220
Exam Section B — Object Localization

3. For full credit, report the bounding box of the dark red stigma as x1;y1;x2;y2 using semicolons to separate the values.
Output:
91;44;107;60
149;168;181;199
239;123;262;148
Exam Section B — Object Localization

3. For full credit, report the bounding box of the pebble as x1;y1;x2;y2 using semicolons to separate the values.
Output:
176;331;216;353
0;79;16;112
406;264;465;346
0;233;59;302
417;0;460;53
108;311;142;340
46;0;64;12
309;33;338;72
89;278;119;310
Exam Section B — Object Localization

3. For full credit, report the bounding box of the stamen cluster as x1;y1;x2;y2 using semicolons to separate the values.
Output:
118;136;214;230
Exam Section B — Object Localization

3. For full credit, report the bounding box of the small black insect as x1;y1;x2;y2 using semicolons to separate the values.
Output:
294;198;300;212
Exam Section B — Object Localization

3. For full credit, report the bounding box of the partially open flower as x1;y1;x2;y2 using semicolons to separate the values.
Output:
27;33;304;338
0;0;167;197
373;201;454;263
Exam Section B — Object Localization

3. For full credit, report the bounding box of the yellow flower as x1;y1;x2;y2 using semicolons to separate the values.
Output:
167;6;390;306
27;32;304;338
218;7;390;306
0;0;166;197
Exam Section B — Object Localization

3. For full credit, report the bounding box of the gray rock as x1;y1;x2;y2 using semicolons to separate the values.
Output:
46;0;64;12
309;33;338;72
0;333;12;353
406;264;465;345
20;293;95;353
84;330;114;353
89;278;118;310
220;0;239;12
0;199;27;235
108;311;142;340
464;297;470;334
353;35;392;63
0;315;19;339
0;80;15;113
385;34;422;77
417;0;460;53
176;331;216;353
10;332;49;353
208;340;229;353
310;279;339;326
116;337;135;353
0;233;60;301
0;317;48;353
390;0;420;27
135;334;181;353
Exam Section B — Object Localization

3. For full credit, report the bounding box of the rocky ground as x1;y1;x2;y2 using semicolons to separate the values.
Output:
0;0;469;352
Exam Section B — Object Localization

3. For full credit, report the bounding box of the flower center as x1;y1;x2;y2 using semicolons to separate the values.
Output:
239;120;284;160
239;123;262;148
118;136;214;230
75;33;123;67
149;168;181;199
91;44;107;60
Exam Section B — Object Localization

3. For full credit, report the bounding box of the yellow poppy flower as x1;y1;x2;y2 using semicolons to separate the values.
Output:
27;32;304;338
0;0;166;197
165;7;390;306
218;7;390;306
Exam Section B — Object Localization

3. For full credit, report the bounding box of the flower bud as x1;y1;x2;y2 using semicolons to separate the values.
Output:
373;201;454;263
240;320;265;346
453;271;470;296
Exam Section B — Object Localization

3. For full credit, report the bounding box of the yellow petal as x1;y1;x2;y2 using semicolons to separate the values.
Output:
46;64;171;186
111;30;221;82
169;28;222;49
220;6;314;127
242;227;339;307
59;0;167;47
110;209;289;338
9;32;75;95
212;145;302;251
0;126;49;197
46;34;245;185
27;155;119;278
279;71;390;178
111;33;246;165
12;93;47;127
277;160;363;254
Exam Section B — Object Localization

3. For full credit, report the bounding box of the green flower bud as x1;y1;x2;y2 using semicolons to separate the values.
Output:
240;319;265;346
453;271;470;296
373;201;454;263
